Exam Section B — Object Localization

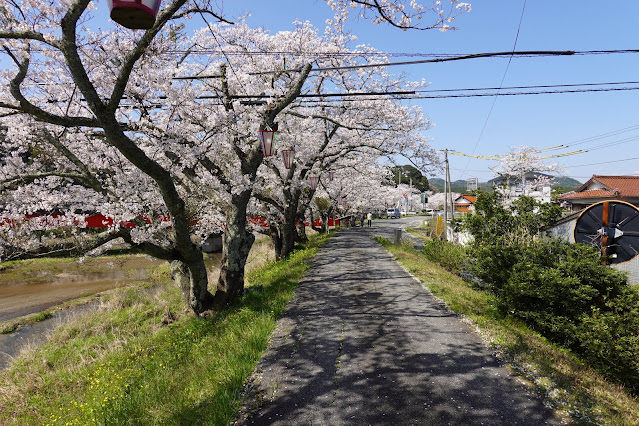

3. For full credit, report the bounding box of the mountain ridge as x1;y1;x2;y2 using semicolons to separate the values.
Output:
428;176;582;193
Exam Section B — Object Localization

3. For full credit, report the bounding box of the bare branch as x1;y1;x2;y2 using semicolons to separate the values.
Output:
171;8;234;24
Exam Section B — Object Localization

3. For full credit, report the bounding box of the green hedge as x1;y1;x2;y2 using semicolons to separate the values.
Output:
577;288;639;393
420;239;467;275
469;238;639;394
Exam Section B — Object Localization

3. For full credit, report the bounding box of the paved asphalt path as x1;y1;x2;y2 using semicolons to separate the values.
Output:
241;218;563;425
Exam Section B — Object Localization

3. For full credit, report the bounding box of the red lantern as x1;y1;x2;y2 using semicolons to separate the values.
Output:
328;171;335;182
258;130;278;157
281;149;295;169
309;176;320;191
107;0;162;29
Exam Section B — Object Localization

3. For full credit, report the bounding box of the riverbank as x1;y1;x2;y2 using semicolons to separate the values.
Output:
0;233;324;424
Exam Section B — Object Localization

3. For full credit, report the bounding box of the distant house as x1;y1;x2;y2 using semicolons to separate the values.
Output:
558;175;639;212
489;171;553;203
453;194;476;213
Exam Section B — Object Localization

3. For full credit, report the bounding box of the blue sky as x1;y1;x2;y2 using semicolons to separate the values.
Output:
212;0;639;184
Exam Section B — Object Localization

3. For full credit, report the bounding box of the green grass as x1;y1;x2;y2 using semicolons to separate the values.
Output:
375;235;639;425
0;232;331;425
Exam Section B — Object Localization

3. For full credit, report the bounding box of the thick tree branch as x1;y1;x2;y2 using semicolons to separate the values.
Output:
2;228;124;261
107;0;189;111
59;0;199;265
3;45;100;128
284;110;388;132
199;157;232;187
0;30;59;47
264;63;313;123
0;171;93;193
40;130;109;195
118;228;181;261
254;193;286;214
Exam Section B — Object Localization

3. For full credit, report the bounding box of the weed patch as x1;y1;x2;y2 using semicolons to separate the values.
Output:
0;232;331;425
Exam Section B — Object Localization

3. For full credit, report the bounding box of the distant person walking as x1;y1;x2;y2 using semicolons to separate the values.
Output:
360;213;365;228
367;212;372;227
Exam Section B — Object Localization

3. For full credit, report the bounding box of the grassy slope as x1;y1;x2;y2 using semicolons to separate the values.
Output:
378;235;639;425
0;233;330;425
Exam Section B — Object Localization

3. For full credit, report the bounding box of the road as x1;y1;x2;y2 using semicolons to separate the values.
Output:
240;218;563;425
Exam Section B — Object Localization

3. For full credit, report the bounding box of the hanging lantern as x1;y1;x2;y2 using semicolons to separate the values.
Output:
309;176;320;191
258;130;278;157
328;171;335;182
281;149;295;169
107;0;162;29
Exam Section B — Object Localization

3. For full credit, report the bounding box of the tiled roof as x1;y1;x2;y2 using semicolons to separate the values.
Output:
559;175;639;200
454;195;477;204
560;189;622;200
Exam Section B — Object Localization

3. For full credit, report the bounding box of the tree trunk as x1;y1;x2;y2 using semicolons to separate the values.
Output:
319;213;328;233
213;192;255;308
279;218;298;259
269;223;283;260
320;205;333;233
169;257;213;315
310;210;323;234
296;213;308;243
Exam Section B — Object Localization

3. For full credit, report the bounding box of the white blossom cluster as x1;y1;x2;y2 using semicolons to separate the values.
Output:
0;0;446;292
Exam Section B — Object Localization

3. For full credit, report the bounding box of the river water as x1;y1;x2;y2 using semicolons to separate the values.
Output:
0;272;133;322
0;258;164;370
0;254;226;371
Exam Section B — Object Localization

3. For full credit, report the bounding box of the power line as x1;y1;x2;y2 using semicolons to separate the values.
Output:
463;0;527;179
290;85;639;103
565;156;639;168
170;49;639;79
420;80;639;93
32;82;639;107
549;124;639;149
15;47;639;58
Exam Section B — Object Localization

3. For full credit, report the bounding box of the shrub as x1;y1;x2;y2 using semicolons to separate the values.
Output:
577;287;639;394
466;241;523;293
496;240;627;347
420;239;467;275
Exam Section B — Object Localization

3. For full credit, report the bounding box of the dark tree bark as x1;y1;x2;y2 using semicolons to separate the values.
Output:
295;211;309;243
213;191;255;308
268;223;283;260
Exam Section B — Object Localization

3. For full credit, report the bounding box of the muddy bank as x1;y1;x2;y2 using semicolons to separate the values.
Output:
0;255;164;323
0;277;127;323
0;253;228;371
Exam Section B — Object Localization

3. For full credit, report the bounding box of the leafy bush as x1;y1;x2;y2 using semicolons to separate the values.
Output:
497;240;627;347
461;190;639;395
577;287;639;394
420;239;467;275
460;192;564;247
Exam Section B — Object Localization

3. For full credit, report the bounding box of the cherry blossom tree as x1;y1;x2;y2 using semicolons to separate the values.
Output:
490;146;561;205
0;0;459;314
252;95;437;259
325;0;471;31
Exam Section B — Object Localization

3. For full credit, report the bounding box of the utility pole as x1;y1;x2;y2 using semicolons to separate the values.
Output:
409;176;412;214
443;150;448;241
446;151;455;222
397;166;402;210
